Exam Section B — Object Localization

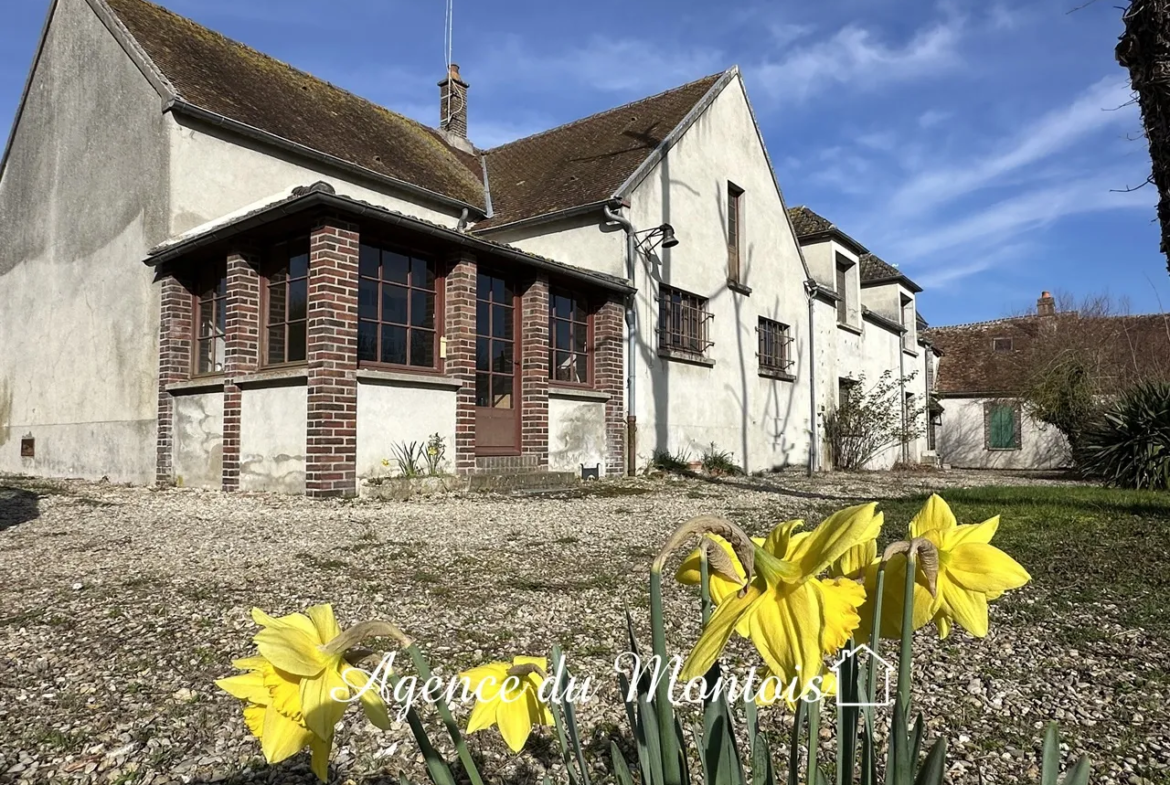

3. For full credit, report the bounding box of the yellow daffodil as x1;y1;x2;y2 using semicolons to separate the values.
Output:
679;504;879;698
459;656;555;753
676;534;766;607
216;605;391;782
908;494;1031;638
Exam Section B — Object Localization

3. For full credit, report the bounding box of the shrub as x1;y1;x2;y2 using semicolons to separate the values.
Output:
700;443;743;476
824;371;925;471
649;448;691;474
1078;380;1170;490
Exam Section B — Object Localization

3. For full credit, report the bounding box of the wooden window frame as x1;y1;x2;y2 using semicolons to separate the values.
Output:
727;182;745;284
992;337;1013;352
756;317;794;376
260;237;311;368
192;261;228;377
356;242;444;374
548;288;593;388
984;401;1022;451
835;255;852;325
658;285;714;359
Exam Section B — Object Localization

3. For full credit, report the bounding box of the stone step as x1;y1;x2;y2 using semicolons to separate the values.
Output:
469;471;579;493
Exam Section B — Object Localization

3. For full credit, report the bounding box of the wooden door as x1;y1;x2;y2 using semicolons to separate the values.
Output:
475;271;520;454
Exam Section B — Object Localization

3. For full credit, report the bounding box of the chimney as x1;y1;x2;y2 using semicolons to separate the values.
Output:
438;63;469;139
1037;290;1055;317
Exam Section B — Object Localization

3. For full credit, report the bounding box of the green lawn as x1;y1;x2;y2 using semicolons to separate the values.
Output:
855;485;1170;635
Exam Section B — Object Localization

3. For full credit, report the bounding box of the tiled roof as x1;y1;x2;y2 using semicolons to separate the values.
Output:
925;313;1170;395
859;253;899;282
477;74;724;229
787;206;834;238
103;0;487;209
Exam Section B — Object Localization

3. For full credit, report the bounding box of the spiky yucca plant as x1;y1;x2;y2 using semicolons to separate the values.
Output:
1079;380;1170;489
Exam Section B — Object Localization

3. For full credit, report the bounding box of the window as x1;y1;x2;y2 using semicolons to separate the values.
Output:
993;337;1013;352
985;402;1021;450
839;377;860;406
901;294;915;351
727;182;744;282
357;243;438;369
549;290;590;385
263;238;310;365
476;272;516;408
658;285;713;357
836;256;852;324
757;317;793;375
194;261;227;375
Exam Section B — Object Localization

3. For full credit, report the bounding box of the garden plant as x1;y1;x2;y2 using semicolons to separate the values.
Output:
216;495;1091;784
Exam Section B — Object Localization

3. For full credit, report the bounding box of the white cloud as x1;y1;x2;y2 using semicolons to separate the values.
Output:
917;109;952;129
750;18;965;103
888;77;1136;215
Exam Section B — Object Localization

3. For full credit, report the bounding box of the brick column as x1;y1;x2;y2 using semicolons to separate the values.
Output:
305;218;360;497
595;297;627;477
156;274;193;485
520;275;550;466
445;250;478;475
222;249;261;491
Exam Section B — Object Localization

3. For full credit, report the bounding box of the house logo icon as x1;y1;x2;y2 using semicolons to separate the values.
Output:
829;644;895;707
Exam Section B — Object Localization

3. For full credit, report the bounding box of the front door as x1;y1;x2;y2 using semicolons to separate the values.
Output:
475;271;520;454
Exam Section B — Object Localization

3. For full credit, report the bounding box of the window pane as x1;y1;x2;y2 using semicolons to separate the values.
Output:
555;321;570;352
198;339;213;374
267;326;286;364
381;325;407;365
492;305;512;339
357;321;378;362
199;301;215;338
411;257;435;289
551;351;569;381
267;282;287;325
411;290;435;328
216;270;227;298
410;330;435;367
358;279;378;320
574;322;587;352
359;244;380;278
476;374;491;407
289;249;309;279
576;353;588;383
492;374;513;408
554;294;572;319
384;251;410;284
492;341;513;373
492;276;505;302
477;273;491;300
476;337;490;371
287;322;306;363
216;299;226;337
288;279;308;322
477;301;490;334
383;284;408;325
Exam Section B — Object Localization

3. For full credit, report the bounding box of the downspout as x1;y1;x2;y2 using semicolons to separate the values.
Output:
603;201;639;477
899;337;907;465
804;281;819;476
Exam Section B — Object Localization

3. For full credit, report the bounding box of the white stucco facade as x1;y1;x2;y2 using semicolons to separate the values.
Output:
937;397;1070;470
355;378;458;479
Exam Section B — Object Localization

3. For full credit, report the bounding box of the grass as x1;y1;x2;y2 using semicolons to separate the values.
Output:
850;485;1170;635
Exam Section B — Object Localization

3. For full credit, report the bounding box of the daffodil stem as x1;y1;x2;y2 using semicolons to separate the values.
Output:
807;694;821;785
897;554;916;712
699;549;712;626
866;565;886;705
406;644;484;785
649;568;683;785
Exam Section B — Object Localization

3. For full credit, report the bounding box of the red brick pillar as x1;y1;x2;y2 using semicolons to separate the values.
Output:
305;218;360;497
157;274;193;485
222;249;261;491
595;297;627;476
520;275;550;465
445;250;478;474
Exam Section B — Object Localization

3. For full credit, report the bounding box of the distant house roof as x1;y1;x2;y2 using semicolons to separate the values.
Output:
103;0;488;210
925;313;1170;396
860;252;921;292
787;206;835;238
476;74;725;230
787;207;922;292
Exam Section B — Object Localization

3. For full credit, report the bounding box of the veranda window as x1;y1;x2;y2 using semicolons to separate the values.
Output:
194;262;227;375
263;238;310;365
357;244;438;369
549;290;590;385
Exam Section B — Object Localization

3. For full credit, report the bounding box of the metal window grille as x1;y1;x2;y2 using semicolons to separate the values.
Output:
658;286;713;355
757;317;793;372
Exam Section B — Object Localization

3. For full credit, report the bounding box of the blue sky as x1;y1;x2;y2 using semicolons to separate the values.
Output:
0;0;1163;325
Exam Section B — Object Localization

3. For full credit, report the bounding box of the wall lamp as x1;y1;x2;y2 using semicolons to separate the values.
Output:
633;223;679;255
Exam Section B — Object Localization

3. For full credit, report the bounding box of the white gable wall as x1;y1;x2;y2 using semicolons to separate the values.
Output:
938;397;1070;470
0;0;169;483
626;77;812;473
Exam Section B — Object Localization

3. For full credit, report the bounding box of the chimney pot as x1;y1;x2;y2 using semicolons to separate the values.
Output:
1037;290;1055;317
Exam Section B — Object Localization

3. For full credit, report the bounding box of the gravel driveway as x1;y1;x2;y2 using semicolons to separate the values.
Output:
0;470;1165;785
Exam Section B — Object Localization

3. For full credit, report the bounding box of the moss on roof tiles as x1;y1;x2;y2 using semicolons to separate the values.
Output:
103;0;485;208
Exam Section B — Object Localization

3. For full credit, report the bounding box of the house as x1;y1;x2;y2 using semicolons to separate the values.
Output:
788;207;939;469
925;293;1170;470
0;0;933;495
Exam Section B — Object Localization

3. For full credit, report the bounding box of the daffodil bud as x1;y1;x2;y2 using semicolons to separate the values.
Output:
653;515;756;586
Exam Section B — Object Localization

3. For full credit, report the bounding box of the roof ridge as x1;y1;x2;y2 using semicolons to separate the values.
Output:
485;69;729;154
115;0;447;142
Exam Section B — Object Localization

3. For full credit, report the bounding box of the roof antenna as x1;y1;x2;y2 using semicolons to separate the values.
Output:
444;0;455;127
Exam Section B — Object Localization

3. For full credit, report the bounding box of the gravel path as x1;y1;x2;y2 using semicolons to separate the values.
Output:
0;470;1165;785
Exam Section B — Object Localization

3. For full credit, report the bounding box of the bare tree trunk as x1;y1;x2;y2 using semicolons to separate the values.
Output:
1119;1;1170;272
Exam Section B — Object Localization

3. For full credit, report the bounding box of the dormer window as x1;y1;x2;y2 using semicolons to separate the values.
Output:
993;337;1013;352
835;255;853;325
727;182;744;284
